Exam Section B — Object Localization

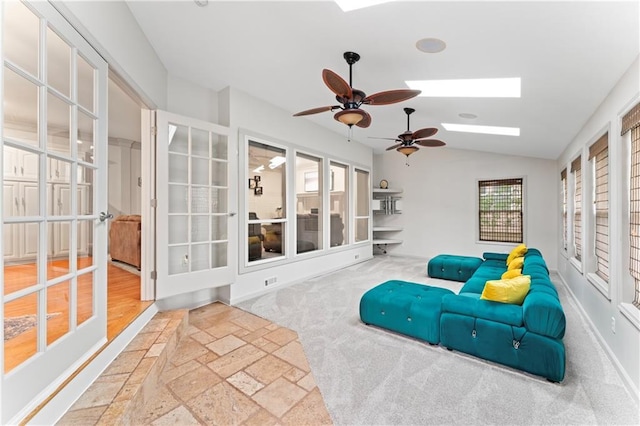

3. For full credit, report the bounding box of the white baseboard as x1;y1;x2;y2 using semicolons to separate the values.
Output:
555;272;640;404
27;305;158;425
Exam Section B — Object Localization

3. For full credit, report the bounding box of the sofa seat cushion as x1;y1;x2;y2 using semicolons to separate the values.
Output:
360;280;454;344
442;293;524;327
427;255;483;282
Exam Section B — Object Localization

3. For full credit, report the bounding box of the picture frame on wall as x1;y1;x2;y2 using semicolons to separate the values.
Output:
249;178;257;189
254;186;263;195
254;175;261;182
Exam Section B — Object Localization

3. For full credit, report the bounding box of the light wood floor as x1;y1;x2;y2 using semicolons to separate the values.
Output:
3;257;152;373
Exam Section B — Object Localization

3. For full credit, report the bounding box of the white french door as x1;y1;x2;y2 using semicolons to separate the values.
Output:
156;111;235;300
1;1;108;423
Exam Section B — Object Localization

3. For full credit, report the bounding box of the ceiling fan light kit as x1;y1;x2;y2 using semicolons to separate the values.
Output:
293;51;421;131
397;145;419;157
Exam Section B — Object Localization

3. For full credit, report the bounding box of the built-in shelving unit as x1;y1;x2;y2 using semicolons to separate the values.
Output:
372;188;403;254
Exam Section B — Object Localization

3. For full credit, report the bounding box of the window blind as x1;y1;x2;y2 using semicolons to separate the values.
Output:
623;102;640;308
572;157;582;261
478;178;523;243
590;135;609;281
561;169;567;251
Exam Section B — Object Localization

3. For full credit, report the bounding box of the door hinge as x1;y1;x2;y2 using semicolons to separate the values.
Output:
151;126;157;136
150;270;157;280
150;198;157;208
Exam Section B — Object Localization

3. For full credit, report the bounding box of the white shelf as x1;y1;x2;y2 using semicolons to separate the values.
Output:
373;239;402;245
373;188;403;194
373;226;403;232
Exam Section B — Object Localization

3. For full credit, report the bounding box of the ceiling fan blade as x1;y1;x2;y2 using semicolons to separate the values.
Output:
322;69;352;99
368;137;401;141
355;110;372;128
412;127;438;140
386;143;403;151
293;105;340;116
362;89;421;106
415;139;446;147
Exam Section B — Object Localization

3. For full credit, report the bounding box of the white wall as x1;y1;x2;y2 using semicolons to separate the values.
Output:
557;56;640;398
219;87;373;303
167;75;219;122
373;147;558;267
57;1;167;108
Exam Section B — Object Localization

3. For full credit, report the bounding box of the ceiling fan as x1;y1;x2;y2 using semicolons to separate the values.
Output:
371;107;446;157
293;51;421;129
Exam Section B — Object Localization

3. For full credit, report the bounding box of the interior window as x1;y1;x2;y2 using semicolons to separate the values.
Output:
247;141;286;262
296;153;323;254
330;162;348;247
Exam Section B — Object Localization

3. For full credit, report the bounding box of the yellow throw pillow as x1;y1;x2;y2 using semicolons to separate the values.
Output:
507;256;524;270
481;275;531;305
506;244;528;266
501;269;522;279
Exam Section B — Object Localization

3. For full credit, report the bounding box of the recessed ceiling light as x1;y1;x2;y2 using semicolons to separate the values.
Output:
194;0;208;6
416;38;446;53
334;0;395;12
458;113;478;119
442;123;520;137
406;78;521;98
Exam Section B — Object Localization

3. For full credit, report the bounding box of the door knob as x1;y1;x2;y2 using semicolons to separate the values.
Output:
99;212;114;222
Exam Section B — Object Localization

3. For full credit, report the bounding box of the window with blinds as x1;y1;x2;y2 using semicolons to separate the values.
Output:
478;178;523;243
624;101;640;309
589;134;609;281
572;156;582;261
561;169;567;252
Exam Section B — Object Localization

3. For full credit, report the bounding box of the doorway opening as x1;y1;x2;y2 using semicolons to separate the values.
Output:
105;74;153;340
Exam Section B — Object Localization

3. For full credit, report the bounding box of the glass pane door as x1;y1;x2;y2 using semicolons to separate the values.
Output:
156;111;233;300
1;2;108;423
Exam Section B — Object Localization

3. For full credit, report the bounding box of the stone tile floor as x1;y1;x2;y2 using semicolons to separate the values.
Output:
58;302;333;425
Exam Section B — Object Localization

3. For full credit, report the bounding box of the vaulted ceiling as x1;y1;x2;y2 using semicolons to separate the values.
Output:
126;1;639;159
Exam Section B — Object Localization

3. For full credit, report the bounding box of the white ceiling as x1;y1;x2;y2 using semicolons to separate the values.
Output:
126;1;639;159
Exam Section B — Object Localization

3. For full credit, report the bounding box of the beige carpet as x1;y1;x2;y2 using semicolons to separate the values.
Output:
239;255;640;425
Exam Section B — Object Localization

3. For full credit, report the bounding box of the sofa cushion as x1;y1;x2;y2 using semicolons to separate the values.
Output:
506;244;528;265
501;269;522;279
508;256;525;270
427;255;483;282
483;252;508;262
442;293;524;327
480;275;531;305
522;291;566;339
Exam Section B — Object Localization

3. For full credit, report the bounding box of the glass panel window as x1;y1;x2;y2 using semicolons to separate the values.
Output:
77;270;93;325
77;53;95;113
3;1;40;77
167;124;228;275
47;280;70;346
47;92;71;156
478;178;523;243
47;26;71;97
248;140;286;261
354;168;370;243
4;294;38;373
296;153;323;254
3;67;39;147
330;162;348;247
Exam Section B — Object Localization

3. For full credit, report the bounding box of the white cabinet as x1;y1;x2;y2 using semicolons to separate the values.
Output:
3;146;39;180
372;188;403;254
2;181;47;262
51;183;89;258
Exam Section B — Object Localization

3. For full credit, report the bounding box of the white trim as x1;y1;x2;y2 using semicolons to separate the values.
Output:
569;256;583;274
586;272;610;300
620;302;640;331
556;273;640;404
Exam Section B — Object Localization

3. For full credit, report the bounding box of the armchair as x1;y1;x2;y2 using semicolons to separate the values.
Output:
109;214;142;269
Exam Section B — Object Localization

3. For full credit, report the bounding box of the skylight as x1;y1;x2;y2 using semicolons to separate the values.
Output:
334;0;395;12
406;78;521;98
442;123;520;137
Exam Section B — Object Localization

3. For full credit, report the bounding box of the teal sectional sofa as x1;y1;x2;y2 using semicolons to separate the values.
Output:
439;249;566;382
360;248;566;382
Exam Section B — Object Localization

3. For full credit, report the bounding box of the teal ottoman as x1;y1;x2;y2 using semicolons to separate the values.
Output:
359;280;454;344
427;254;483;282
